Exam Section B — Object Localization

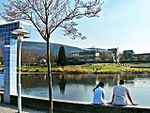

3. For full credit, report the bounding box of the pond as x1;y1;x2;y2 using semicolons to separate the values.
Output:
19;73;150;106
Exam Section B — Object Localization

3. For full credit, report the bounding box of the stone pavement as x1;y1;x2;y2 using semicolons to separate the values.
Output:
0;103;47;113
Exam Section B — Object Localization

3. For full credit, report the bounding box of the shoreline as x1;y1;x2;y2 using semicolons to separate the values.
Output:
19;70;150;75
1;70;150;75
1;63;150;75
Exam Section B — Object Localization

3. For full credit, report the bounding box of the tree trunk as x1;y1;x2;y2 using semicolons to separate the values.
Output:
47;39;53;113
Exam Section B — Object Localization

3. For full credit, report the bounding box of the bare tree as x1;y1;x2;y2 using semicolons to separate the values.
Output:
1;0;103;112
21;50;38;66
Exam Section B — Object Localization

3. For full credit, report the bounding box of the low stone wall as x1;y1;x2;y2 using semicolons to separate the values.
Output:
53;100;150;113
0;93;150;113
0;93;49;110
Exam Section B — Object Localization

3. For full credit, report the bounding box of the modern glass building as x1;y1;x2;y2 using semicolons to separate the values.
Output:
0;21;28;103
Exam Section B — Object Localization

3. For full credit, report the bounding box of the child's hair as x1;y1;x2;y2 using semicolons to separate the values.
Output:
93;82;104;92
119;80;124;85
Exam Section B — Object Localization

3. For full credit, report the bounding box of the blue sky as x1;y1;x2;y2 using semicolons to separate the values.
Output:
0;0;150;54
52;0;150;54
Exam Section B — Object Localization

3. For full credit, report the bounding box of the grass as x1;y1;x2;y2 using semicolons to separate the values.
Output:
21;66;48;72
20;63;150;74
1;63;150;74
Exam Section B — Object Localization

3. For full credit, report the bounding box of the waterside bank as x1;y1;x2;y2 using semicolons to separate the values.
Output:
1;63;150;75
21;63;150;74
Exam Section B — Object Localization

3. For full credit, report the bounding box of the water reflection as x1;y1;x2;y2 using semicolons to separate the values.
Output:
20;73;150;106
22;74;48;88
21;73;138;94
58;75;67;95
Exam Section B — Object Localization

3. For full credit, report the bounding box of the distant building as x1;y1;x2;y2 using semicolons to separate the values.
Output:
135;53;150;62
68;49;100;63
68;47;113;64
119;50;150;63
123;50;135;59
120;50;136;62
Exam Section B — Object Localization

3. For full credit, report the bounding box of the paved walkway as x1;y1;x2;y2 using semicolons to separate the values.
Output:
0;103;47;113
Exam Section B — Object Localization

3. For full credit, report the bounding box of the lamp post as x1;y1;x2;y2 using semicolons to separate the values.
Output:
12;29;30;113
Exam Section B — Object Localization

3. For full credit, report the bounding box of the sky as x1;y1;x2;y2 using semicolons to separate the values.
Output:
0;0;150;54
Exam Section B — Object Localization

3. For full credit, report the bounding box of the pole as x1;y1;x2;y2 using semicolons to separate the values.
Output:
18;35;23;113
12;28;29;113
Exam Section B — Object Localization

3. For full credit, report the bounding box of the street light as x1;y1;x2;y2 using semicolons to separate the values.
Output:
12;28;30;113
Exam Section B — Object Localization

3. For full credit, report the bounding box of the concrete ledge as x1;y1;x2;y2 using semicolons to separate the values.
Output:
53;100;150;113
0;92;150;113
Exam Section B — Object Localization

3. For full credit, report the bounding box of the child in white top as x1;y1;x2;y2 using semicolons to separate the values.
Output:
110;80;137;106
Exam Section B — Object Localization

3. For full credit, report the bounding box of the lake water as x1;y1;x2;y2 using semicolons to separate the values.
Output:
0;73;150;106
